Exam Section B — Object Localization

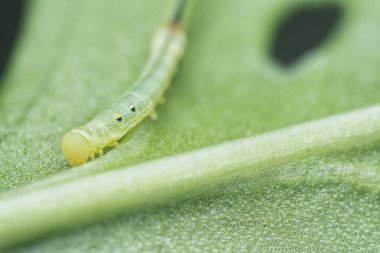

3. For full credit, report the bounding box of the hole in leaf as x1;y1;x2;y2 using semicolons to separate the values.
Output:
271;4;342;67
0;0;25;81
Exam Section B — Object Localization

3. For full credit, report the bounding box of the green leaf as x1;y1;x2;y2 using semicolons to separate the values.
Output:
0;0;379;252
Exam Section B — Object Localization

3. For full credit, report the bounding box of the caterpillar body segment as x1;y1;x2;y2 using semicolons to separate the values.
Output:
62;14;186;166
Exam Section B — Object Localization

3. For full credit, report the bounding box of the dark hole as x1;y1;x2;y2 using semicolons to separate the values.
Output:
271;5;342;67
0;0;25;81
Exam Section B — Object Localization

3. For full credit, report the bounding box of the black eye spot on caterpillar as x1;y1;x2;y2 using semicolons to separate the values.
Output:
130;106;136;112
114;113;122;122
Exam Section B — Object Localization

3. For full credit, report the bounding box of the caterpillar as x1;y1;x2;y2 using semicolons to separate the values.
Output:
62;0;187;166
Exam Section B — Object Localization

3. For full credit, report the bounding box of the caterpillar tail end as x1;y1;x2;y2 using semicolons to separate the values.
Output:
62;131;91;167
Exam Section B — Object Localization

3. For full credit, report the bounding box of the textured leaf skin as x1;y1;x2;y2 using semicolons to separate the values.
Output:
0;0;379;252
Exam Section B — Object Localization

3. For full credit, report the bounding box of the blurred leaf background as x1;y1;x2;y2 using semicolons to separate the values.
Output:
0;0;379;252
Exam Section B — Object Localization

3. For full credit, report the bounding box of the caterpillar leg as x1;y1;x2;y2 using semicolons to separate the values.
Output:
108;140;119;147
158;97;166;105
149;111;158;120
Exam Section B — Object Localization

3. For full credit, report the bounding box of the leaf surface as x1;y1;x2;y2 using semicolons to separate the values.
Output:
0;0;379;252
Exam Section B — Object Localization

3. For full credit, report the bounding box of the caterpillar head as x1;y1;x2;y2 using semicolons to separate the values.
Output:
61;131;92;166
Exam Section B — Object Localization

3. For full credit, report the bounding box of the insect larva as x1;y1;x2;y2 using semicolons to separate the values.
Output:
62;0;187;166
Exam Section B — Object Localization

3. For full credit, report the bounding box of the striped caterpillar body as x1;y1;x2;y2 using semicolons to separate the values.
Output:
62;19;186;166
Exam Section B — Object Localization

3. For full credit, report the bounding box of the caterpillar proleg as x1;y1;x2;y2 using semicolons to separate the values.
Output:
62;0;187;166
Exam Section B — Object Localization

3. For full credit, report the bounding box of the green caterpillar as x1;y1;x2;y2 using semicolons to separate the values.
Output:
62;1;187;166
